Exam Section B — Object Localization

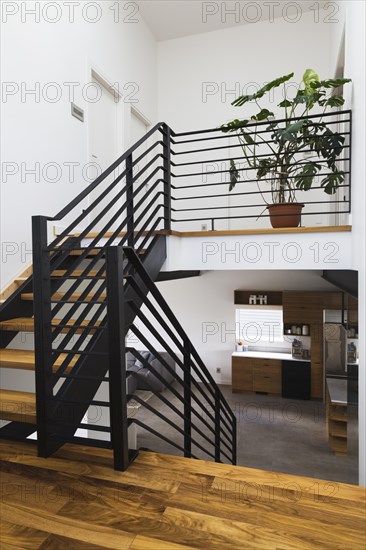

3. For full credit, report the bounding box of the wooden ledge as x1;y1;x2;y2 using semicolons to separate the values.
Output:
166;225;352;237
78;226;352;240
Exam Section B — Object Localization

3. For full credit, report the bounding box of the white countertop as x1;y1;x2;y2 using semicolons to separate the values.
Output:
232;351;311;363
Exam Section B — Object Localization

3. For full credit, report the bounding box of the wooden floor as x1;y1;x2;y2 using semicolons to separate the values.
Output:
0;441;365;549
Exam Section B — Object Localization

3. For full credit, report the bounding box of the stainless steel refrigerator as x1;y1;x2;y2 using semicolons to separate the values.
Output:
324;322;347;378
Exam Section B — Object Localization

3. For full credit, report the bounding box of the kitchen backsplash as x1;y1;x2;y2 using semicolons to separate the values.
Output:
247;336;311;354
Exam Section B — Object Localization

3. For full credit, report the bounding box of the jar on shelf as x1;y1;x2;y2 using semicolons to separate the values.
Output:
302;324;309;336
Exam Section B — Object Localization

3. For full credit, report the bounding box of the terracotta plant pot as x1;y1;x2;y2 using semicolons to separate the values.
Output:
267;203;304;228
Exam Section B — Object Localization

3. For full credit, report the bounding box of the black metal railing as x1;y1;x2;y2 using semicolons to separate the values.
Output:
170;110;351;230
32;122;172;464
124;247;236;464
31;120;236;469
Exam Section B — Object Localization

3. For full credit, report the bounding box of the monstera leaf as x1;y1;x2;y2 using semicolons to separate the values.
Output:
231;73;294;107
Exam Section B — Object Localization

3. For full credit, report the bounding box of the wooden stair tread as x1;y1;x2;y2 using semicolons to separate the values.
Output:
0;389;36;424
21;291;107;303
0;349;79;372
52;269;106;278
0;317;103;334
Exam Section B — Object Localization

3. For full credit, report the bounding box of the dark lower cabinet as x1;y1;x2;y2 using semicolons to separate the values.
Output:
282;360;311;400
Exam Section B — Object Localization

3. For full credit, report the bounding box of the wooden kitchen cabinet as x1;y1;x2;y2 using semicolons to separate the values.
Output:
232;357;253;392
232;357;281;394
282;292;323;324
253;363;281;394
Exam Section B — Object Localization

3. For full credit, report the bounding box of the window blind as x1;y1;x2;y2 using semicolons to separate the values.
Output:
236;307;284;343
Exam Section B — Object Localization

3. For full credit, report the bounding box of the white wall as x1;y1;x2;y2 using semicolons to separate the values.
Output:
157;10;345;231
156;270;335;384
341;1;366;486
158;9;333;131
1;0;158;287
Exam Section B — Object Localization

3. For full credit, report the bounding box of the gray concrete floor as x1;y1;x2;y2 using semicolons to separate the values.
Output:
136;384;359;485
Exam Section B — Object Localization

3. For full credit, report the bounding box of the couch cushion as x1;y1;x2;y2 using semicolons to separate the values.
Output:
134;350;151;369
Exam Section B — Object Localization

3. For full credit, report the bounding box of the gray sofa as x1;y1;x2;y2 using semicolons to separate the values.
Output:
126;351;176;392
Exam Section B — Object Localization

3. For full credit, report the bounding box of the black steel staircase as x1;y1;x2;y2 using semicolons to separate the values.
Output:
0;122;236;470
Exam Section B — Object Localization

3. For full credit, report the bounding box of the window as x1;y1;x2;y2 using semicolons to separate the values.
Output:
236;307;284;343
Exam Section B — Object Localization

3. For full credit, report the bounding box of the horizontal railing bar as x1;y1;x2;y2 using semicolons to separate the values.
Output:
171;176;350;191
172;110;351;137
172;136;351;156
173;200;350;213
172;147;351;167
172;159;350;179
171;182;350;196
172;209;351;223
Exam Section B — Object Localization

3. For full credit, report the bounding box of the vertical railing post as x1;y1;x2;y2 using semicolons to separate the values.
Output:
126;154;134;247
232;415;237;465
183;339;192;458
214;389;221;462
32;215;54;457
163;124;172;231
106;246;130;471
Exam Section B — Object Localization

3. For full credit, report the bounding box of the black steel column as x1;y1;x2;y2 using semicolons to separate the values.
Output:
106;246;130;471
214;388;221;462
126;154;134;247
232;415;237;465
32;216;54;457
163;125;172;231
183;338;192;458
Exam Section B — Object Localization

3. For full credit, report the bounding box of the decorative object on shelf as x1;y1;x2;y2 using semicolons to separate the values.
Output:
292;339;303;358
302;324;309;336
347;342;357;363
236;341;244;352
221;69;351;228
249;294;267;305
234;290;282;306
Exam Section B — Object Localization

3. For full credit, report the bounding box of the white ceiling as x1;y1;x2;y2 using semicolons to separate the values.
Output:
136;0;327;41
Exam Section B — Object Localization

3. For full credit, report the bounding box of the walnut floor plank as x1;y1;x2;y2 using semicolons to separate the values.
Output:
0;441;365;550
0;520;49;549
1;503;135;550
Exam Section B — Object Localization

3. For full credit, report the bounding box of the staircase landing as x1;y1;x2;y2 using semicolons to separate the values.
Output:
0;441;364;549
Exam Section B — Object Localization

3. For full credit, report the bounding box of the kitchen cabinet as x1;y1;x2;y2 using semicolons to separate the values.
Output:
232;357;253;392
282;292;323;324
253;363;281;394
326;379;348;455
282;360;310;399
232;356;281;394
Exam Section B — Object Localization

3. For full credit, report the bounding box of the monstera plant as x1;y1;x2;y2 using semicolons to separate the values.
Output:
221;69;351;228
